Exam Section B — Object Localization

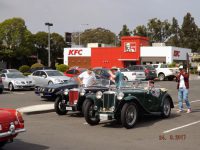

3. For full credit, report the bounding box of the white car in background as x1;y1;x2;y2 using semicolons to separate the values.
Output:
0;69;22;74
29;70;70;87
120;68;146;81
0;73;35;91
152;64;178;81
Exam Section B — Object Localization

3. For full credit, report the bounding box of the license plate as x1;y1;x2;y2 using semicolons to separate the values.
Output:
100;114;108;121
66;107;72;111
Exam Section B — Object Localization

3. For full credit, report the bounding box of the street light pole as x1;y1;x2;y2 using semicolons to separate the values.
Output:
79;24;89;46
45;22;53;67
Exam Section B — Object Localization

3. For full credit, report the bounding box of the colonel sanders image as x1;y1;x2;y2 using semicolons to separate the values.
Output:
125;42;135;52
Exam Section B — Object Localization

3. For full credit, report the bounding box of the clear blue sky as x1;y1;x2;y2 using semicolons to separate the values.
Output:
0;0;199;36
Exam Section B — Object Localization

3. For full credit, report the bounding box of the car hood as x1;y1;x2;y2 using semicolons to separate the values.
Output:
0;110;13;123
45;82;78;89
11;78;33;82
49;76;70;81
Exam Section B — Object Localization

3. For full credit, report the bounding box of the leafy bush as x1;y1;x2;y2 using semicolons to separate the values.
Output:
56;64;69;72
31;63;44;69
19;65;30;73
23;72;31;76
167;62;177;68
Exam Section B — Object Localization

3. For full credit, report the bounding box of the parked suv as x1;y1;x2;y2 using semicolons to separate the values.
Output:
128;65;157;80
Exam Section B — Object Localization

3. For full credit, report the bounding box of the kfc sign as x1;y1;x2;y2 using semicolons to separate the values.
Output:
68;49;83;55
124;42;136;52
173;50;180;57
64;48;91;57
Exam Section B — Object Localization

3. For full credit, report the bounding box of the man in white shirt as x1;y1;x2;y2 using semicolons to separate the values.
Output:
77;68;96;87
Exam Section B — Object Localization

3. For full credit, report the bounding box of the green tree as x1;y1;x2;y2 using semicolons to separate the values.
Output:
180;13;199;52
0;17;35;68
33;31;48;65
73;28;116;46
51;33;66;65
133;25;147;37
118;24;131;38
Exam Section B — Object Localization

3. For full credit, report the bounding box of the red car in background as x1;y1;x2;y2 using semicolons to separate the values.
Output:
0;108;26;148
64;68;87;77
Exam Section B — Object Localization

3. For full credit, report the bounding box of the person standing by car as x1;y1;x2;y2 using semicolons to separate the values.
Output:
110;67;124;88
77;68;96;87
176;65;191;113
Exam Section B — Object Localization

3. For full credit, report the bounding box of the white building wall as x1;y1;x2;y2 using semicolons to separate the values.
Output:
141;46;191;64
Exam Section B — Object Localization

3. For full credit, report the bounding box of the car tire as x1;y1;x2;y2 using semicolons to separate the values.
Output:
161;98;171;118
123;76;128;81
121;102;138;129
9;83;14;91
54;96;68;115
48;81;53;85
168;76;174;81
84;100;100;125
158;73;165;81
81;100;88;115
0;141;7;148
0;88;3;94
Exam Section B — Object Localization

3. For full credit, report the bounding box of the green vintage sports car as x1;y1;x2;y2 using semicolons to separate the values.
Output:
84;80;174;129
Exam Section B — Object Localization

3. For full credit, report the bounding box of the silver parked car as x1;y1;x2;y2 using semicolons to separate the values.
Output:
29;70;70;87
0;69;22;74
0;73;35;91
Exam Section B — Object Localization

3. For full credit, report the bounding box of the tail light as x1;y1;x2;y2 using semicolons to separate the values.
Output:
16;111;24;124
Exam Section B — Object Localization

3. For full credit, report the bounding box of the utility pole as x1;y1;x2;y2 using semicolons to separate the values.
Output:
45;22;53;67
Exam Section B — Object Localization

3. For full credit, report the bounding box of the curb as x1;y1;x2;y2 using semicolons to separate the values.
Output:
17;104;54;115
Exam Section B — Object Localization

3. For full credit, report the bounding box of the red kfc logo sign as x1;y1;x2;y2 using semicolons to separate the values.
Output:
174;50;180;57
124;42;136;52
68;49;83;55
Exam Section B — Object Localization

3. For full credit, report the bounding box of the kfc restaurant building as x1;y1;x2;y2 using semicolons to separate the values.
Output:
63;36;191;68
64;36;149;68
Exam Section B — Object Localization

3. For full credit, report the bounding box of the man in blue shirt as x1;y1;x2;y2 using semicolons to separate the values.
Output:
110;67;124;88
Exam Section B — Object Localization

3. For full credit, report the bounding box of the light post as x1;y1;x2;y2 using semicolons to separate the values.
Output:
45;22;53;67
79;24;89;46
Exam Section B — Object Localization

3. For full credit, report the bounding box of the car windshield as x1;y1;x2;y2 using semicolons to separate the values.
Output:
46;71;63;76
89;79;111;87
7;73;25;78
9;69;20;72
120;80;150;89
145;65;155;70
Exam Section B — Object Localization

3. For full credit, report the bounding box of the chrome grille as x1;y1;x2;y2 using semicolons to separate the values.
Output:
102;91;116;110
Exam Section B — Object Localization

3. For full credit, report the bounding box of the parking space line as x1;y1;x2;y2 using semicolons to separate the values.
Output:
174;100;200;107
163;120;200;134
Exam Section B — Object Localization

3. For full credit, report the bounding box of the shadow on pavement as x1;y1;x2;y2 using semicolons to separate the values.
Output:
1;139;49;150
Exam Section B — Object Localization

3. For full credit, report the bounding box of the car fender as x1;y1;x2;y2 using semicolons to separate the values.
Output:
161;93;174;108
122;96;151;114
85;94;103;108
55;90;64;96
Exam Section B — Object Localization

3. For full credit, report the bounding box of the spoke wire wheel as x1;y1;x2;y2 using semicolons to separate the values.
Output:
121;103;138;129
88;104;97;121
158;73;165;81
54;97;67;115
58;100;66;112
126;105;137;126
163;99;171;117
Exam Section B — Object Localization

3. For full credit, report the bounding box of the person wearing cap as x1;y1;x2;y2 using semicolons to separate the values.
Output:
110;67;124;88
176;65;191;113
77;68;96;87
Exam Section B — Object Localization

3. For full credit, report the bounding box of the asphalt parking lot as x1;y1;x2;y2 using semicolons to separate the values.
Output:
0;79;200;150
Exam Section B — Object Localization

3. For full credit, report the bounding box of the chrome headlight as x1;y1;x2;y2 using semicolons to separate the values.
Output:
80;89;86;96
117;92;124;100
55;79;61;83
14;80;21;84
96;91;103;99
64;89;69;95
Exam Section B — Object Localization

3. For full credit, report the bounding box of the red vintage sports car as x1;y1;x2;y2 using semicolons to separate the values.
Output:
0;108;26;148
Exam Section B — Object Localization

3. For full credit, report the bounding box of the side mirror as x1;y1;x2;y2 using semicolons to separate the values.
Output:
42;75;47;78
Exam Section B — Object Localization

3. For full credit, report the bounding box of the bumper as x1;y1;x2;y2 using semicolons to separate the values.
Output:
14;85;35;89
0;128;26;138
